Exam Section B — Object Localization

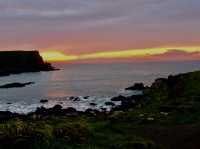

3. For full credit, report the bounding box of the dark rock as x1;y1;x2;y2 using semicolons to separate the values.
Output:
51;104;63;111
130;94;144;102
63;107;78;115
73;97;80;101
0;51;56;77
90;103;97;106
125;83;145;90
100;107;107;112
151;78;168;89
105;102;115;106
121;99;135;109
84;96;90;99
40;99;48;103
69;96;80;101
69;96;74;100
35;105;64;116
35;106;47;115
111;95;126;101
0;82;34;88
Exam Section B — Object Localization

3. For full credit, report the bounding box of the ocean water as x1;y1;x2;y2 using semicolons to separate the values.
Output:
0;61;200;113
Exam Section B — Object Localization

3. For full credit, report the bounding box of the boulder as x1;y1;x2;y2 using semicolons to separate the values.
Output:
90;103;97;106
105;102;115;106
84;96;90;99
125;83;145;90
51;104;63;111
40;99;48;103
111;95;126;101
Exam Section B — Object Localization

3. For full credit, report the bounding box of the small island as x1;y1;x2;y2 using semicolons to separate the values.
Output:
0;51;56;76
0;82;34;88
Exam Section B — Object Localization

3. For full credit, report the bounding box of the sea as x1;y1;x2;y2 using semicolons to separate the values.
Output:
0;61;200;113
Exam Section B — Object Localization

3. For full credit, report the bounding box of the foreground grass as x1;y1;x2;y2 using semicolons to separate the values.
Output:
0;115;158;149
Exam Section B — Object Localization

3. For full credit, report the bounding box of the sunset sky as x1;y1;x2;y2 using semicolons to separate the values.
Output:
0;0;200;62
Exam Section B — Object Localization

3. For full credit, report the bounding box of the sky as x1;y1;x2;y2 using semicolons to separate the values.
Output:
0;0;200;62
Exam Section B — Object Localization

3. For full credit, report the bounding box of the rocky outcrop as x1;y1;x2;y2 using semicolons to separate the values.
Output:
125;83;145;90
0;51;56;76
0;82;34;88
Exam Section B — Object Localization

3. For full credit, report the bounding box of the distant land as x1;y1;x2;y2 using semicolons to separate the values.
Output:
0;51;56;76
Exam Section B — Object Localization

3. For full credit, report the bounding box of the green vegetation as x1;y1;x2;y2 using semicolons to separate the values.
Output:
1;71;200;149
0;116;158;149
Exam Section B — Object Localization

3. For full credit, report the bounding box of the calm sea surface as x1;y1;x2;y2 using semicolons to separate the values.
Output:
0;61;200;113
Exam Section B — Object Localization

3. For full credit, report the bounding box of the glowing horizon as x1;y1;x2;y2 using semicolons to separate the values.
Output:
40;46;200;62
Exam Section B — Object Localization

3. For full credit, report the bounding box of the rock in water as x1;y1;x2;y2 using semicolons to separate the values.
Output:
0;82;34;88
105;102;115;106
111;95;126;101
40;99;48;103
125;83;145;90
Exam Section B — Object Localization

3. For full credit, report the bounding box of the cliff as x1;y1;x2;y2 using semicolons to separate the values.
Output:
0;51;55;76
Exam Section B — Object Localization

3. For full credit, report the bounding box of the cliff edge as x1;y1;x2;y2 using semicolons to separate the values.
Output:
0;51;56;76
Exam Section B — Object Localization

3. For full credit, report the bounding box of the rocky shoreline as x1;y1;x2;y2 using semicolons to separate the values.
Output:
0;70;200;149
0;82;146;120
0;70;199;120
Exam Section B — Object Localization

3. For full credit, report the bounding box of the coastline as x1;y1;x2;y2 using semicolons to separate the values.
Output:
0;70;200;149
0;70;199;116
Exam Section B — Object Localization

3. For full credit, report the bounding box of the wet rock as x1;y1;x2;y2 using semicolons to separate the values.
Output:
40;99;48;103
90;103;97;106
84;96;89;99
0;82;34;88
105;102;115;106
73;97;80;101
69;96;75;100
69;96;80;101
111;95;126;101
125;83;145;90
